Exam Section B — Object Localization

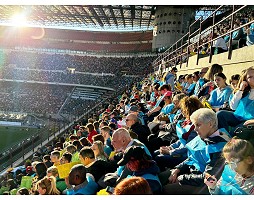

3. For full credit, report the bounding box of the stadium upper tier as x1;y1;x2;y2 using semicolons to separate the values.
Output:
1;51;155;75
0;26;153;53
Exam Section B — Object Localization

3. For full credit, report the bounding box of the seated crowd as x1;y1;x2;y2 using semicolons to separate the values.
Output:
0;63;254;195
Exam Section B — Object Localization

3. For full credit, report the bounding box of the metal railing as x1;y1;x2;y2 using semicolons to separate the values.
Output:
153;5;253;71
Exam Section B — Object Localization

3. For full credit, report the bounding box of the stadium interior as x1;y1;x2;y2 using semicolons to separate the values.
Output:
0;4;254;195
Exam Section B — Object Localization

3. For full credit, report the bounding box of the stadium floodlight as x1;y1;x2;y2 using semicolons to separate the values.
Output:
11;13;27;27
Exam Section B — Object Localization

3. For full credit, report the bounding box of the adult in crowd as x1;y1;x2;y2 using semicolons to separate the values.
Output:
207;72;233;111
193;67;209;96
46;166;67;194
99;128;151;188
164;67;178;92
91;140;108;161
146;84;171;122
217;66;254;134
125;113;151;148
86;123;98;144
245;11;254;46
153;96;204;171
197;64;223;99
162;108;231;194
79;147;115;183
66;164;98;195
117;145;162;194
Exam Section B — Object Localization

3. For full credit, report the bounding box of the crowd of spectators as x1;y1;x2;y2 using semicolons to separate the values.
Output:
3;51;155;76
161;7;254;66
0;82;73;115
0;62;253;195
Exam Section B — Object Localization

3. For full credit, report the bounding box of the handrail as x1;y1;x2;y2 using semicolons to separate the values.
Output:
153;5;249;70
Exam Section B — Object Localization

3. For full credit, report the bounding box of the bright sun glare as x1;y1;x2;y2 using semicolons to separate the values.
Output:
11;14;27;27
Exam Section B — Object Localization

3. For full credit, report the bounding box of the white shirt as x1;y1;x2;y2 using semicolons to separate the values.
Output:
213;37;228;50
230;89;254;110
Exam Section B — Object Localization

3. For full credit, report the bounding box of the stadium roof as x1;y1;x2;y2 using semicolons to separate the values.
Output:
0;5;156;32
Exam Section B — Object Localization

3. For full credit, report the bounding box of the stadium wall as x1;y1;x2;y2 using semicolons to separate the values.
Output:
176;45;254;81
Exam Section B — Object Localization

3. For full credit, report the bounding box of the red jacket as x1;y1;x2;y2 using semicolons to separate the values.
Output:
87;130;98;143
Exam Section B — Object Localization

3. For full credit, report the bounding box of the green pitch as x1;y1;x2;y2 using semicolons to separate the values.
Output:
0;126;40;153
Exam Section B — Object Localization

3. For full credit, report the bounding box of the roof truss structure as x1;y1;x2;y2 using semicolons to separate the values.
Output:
0;5;156;31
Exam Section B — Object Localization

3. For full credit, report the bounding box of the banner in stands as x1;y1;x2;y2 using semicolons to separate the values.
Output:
0;121;22;126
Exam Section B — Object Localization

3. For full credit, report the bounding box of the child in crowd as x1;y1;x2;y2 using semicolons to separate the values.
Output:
205;137;254;195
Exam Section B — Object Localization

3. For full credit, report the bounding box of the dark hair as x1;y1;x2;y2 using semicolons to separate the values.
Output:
109;122;117;130
92;134;105;144
69;164;87;185
43;155;50;162
62;152;72;163
17;187;29;195
204;64;223;81
72;140;83;151
214;72;227;80
35;162;47;180
93;121;99;130
230;74;240;83
159;84;171;91
79;137;91;147
79;147;95;159
86;123;95;132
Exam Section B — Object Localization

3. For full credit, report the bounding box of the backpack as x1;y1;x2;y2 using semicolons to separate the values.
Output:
234;123;254;147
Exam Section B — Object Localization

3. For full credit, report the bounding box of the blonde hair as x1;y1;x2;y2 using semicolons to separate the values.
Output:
46;166;58;177
36;176;60;195
223;137;254;173
234;66;254;94
92;140;108;160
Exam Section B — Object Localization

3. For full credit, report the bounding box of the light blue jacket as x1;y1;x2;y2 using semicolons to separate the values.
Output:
208;85;233;108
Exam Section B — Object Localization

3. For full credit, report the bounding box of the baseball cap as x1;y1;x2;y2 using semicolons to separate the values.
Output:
117;146;151;166
164;91;172;97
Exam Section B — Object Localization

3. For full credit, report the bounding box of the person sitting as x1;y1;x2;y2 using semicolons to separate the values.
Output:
66;164;98;195
86;123;98;144
36;176;60;195
99;126;114;156
148;95;203;153
117;146;162;194
146;84;171;122
197;64;223;100
205;137;254;195
193;67;209;97
50;150;61;166
79;147;115;183
46;166;67;194
148;91;174;135
98;128;151;188
60;152;72;164
125;113;151;148
43;155;53;169
207;72;233;111
217;66;254;134
153;96;205;171
162;108;231;194
66;144;80;162
246;17;254;46
91;140;108;161
128;105;146;125
210;32;228;55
